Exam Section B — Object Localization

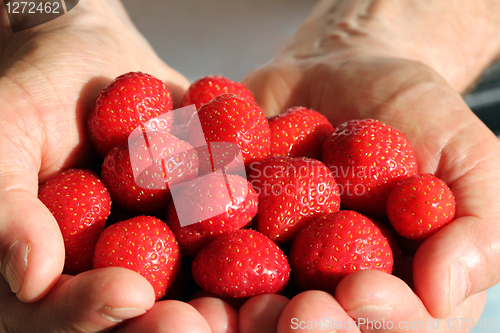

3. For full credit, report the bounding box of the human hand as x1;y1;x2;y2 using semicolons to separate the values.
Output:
242;0;500;331
0;0;236;331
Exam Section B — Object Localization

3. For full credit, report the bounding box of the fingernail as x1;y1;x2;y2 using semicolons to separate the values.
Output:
347;305;394;321
100;307;147;322
450;261;469;310
3;240;29;293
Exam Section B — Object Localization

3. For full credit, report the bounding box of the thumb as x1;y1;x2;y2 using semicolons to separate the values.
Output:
0;161;64;302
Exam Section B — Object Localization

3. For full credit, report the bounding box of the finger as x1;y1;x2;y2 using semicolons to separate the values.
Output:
188;297;239;333
413;214;500;318
336;270;486;332
239;294;289;333
115;300;212;333
277;290;361;333
0;267;155;333
190;290;247;311
0;161;65;302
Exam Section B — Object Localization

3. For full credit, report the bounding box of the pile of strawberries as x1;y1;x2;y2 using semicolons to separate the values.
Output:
38;72;456;302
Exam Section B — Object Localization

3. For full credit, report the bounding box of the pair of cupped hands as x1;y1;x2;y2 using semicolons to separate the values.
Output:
1;0;500;332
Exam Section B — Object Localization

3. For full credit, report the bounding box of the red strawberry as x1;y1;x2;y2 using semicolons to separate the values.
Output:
289;210;394;294
101;131;199;213
189;141;246;177
87;72;173;157
93;216;181;301
166;173;258;257
188;94;271;169
268;106;334;159
192;229;290;298
322;118;418;216
366;215;402;269
175;76;255;142
386;173;456;240
247;156;340;244
180;75;256;110
38;169;111;275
